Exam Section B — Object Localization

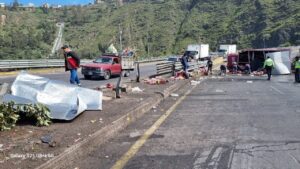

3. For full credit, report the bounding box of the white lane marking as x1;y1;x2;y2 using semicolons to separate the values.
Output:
270;86;284;95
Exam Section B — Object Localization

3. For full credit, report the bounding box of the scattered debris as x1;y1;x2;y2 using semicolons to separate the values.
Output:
90;120;96;123
246;81;253;84
49;141;56;147
152;106;157;112
77;133;81;136
132;87;143;93
28;130;33;133
119;84;132;93
29;139;42;145
94;85;106;91
216;89;224;93
170;93;179;97
253;71;264;76
105;155;109;158
102;96;113;101
129;131;141;138
144;77;168;85
0;144;3;150
121;84;128;88
74;138;81;143
191;80;200;86
175;71;187;80
41;134;53;144
41;134;56;147
106;83;114;89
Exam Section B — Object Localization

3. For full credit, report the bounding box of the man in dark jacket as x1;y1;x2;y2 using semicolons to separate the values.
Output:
181;52;190;79
61;45;81;86
207;58;213;75
220;64;226;76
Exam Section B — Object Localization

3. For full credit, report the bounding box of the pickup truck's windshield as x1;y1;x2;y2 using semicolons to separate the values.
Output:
94;57;113;64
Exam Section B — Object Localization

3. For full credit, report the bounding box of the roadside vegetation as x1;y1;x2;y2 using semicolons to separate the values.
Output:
0;0;299;59
0;101;51;131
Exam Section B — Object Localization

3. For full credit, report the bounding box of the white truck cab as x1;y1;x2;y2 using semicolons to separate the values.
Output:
186;44;209;61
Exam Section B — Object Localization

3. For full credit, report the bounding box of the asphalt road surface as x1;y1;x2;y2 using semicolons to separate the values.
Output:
0;63;156;89
70;75;300;169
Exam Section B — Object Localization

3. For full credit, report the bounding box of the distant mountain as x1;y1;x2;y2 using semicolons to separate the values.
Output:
0;0;299;59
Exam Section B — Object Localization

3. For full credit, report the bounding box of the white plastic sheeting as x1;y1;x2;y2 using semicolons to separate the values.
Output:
4;72;102;120
267;51;291;75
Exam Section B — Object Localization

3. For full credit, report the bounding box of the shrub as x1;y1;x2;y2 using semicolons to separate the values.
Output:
0;101;51;131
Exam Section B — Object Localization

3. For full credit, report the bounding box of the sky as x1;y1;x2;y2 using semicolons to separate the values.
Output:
0;0;93;6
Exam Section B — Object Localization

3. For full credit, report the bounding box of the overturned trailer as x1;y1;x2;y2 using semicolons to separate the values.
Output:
236;47;300;75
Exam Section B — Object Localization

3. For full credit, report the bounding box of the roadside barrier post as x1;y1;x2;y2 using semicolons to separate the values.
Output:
172;63;176;76
115;73;122;98
136;62;140;82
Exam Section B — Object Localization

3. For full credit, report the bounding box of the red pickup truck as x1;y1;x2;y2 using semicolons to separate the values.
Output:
81;54;130;80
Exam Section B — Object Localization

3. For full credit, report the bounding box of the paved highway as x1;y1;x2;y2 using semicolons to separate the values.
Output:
70;75;300;169
0;63;156;89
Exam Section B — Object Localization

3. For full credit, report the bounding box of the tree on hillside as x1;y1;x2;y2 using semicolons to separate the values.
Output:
12;0;19;11
98;42;109;54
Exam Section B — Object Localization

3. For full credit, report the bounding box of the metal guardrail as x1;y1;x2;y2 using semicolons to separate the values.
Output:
154;61;207;77
136;57;167;63
0;57;167;70
0;60;92;70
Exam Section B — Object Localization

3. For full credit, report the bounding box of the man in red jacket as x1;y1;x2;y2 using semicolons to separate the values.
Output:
61;45;81;86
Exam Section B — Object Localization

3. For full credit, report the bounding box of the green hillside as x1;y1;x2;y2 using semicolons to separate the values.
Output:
0;8;56;59
0;0;299;59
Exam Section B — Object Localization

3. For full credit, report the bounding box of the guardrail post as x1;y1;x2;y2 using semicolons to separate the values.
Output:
172;62;176;76
136;62;140;82
115;73;122;99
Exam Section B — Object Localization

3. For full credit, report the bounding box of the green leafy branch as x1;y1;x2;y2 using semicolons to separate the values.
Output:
0;101;52;131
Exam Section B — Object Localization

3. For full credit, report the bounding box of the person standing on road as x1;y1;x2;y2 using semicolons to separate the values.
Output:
181;52;190;79
263;56;275;80
294;56;300;83
207;58;213;75
61;45;81;86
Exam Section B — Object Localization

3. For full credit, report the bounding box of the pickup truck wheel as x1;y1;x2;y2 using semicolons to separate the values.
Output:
84;75;92;79
103;70;111;80
123;71;130;77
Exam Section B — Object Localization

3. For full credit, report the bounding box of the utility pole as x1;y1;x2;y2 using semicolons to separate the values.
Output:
146;23;150;58
119;23;123;52
147;32;150;58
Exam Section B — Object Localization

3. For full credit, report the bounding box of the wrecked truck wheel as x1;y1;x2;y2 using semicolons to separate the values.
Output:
103;71;111;80
84;75;92;79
